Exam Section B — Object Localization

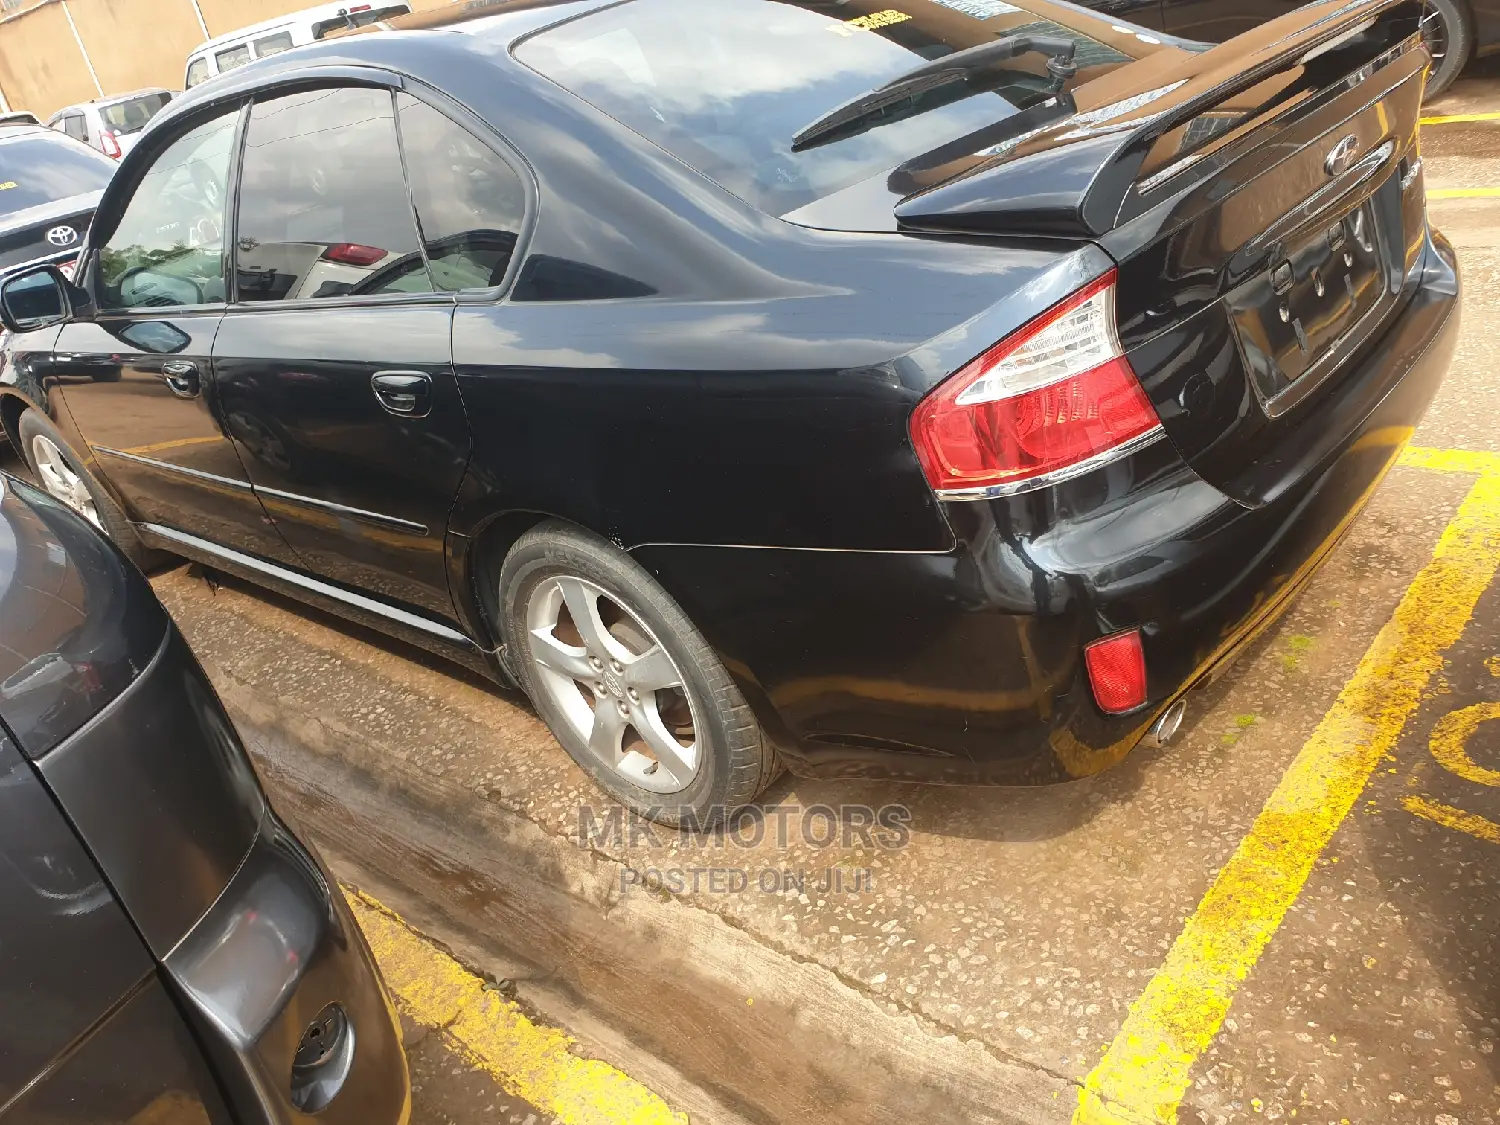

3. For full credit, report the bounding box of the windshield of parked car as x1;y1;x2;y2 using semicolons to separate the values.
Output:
515;0;1134;216
100;92;173;136
0;137;113;215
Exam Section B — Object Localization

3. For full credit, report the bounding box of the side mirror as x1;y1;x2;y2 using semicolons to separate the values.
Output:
0;265;73;334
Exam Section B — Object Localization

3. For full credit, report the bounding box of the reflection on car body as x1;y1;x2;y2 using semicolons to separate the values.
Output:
0;0;1462;831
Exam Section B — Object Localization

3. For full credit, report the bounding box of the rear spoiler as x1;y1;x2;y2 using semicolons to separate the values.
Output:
894;0;1425;239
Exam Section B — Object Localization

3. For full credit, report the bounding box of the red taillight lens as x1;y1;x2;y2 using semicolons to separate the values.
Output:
1084;629;1147;714
909;271;1161;496
99;130;121;159
320;242;387;266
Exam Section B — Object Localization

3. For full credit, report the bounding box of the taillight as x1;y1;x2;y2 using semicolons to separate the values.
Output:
99;131;122;159
909;270;1162;497
1084;629;1147;714
321;243;386;267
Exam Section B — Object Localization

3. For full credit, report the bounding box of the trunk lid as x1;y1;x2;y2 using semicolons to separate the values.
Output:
0;193;99;275
888;0;1429;505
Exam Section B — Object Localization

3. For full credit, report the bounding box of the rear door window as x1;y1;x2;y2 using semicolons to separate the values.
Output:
215;43;253;73
0;137;113;214
514;0;1136;216
233;87;432;302
395;94;526;291
254;31;295;57
100;93;172;136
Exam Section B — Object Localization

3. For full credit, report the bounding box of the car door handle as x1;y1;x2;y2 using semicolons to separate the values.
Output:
371;371;432;417
160;360;200;399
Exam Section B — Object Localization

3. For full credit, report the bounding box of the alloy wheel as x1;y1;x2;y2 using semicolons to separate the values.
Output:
29;434;101;529
524;575;700;794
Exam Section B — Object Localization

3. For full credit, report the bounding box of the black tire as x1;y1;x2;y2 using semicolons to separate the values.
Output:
1423;0;1472;98
16;408;169;572
499;520;781;828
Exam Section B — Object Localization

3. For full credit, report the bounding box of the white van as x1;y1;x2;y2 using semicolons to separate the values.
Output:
183;2;412;89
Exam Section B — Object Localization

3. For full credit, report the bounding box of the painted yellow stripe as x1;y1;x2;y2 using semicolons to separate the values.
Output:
1403;794;1500;845
1074;472;1500;1125
118;435;222;456
1398;445;1500;475
344;888;686;1125
1428;187;1500;199
1420;111;1500;124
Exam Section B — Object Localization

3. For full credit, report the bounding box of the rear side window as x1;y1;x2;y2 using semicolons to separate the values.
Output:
254;31;295;57
186;57;210;87
61;115;88;142
234;87;432;302
515;0;1133;216
396;94;526;291
101;93;172;136
0;137;113;214
215;43;252;73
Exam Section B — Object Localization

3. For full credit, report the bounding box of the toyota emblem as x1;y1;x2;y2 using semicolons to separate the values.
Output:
1324;134;1360;177
45;225;78;248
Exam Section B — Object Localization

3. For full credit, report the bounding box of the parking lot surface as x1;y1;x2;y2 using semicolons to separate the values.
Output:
11;61;1500;1125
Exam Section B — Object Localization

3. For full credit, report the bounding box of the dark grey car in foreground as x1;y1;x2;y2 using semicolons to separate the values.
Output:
0;470;408;1123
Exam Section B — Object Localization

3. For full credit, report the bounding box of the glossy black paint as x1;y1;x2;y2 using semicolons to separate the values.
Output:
0;474;167;757
214;304;471;617
0;0;1457;788
36;625;266;956
0;480;408;1122
637;231;1459;781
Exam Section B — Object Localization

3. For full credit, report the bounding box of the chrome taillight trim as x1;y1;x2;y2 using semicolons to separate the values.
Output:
933;425;1167;500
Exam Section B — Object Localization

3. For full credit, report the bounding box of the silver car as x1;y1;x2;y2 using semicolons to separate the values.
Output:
47;89;174;160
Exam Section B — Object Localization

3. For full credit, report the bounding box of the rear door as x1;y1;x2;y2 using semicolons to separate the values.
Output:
211;84;471;620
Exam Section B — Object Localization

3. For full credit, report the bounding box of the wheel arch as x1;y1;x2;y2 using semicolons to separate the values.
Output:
0;390;29;452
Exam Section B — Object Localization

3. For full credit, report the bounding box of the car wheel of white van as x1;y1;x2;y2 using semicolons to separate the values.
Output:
1422;0;1472;98
499;521;781;828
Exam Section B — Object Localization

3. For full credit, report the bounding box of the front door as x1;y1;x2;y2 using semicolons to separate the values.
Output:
210;86;472;621
52;106;298;564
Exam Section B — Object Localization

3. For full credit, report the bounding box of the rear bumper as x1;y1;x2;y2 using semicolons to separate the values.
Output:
634;229;1460;784
164;813;410;1125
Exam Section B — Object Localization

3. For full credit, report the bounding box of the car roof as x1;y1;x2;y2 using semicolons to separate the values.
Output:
53;89;172;114
189;0;411;53
0;124;61;144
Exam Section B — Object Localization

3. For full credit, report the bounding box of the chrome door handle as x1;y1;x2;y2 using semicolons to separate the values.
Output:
160;360;200;399
371;370;432;417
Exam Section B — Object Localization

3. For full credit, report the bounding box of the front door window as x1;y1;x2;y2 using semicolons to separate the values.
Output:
96;111;237;311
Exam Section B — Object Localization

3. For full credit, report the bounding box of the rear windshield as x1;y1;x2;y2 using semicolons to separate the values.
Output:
100;92;172;136
0;137;112;215
515;0;1133;216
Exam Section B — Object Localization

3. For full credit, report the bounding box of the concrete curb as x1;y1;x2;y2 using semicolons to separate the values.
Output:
212;666;1074;1125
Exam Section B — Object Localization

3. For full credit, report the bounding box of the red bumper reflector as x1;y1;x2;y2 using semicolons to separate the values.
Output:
1084;629;1147;714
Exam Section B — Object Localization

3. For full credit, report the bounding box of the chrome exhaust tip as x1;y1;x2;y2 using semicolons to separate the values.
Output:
1152;699;1187;746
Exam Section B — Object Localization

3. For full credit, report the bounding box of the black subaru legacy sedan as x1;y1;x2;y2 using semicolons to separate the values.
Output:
0;471;409;1122
0;0;1459;826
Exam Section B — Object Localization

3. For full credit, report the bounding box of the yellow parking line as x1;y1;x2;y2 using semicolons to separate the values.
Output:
117;435;222;455
1074;470;1500;1124
1399;445;1500;475
1420;111;1500;124
344;888;686;1125
1428;187;1500;199
1403;795;1500;845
